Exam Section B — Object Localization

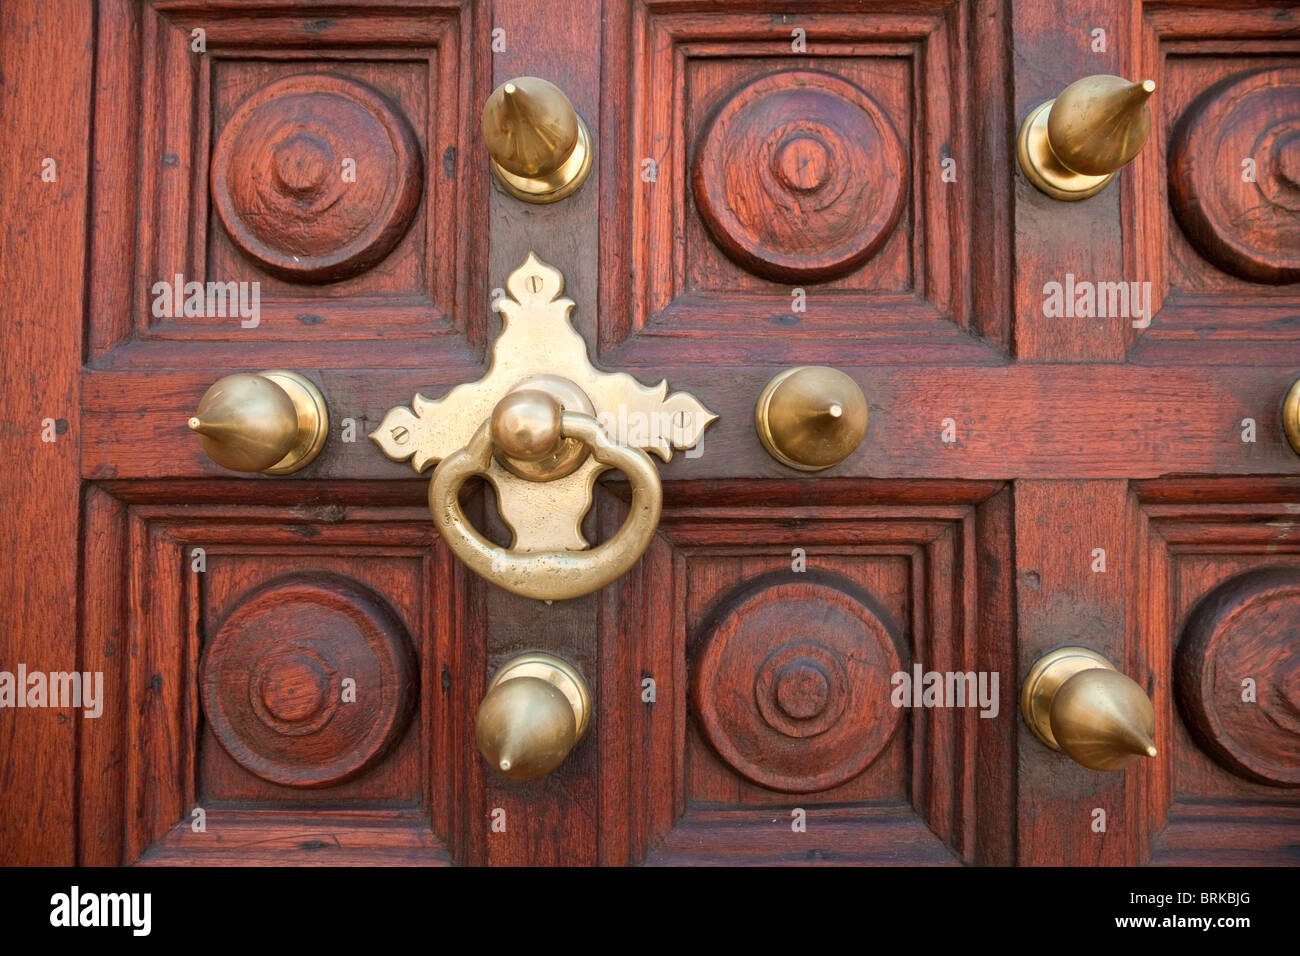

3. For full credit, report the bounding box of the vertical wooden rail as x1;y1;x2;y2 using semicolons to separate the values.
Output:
0;0;93;865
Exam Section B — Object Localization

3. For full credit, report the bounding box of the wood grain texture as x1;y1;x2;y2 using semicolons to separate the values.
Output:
0;0;91;866
691;69;907;282
1012;0;1132;361
1130;6;1300;365
477;0;603;867
1015;481;1140;865
1136;488;1300;865
210;73;424;282
80;363;1300;480
609;0;1013;365
199;574;418;788
606;480;1014;865
1174;566;1300;787
3;0;1298;869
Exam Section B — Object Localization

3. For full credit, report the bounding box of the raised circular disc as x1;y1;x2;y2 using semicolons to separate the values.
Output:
1175;567;1300;786
1169;67;1300;284
199;574;417;788
692;578;904;793
692;70;907;282
210;74;423;283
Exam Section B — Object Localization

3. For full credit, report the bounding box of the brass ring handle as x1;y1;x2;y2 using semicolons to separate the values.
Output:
429;410;663;601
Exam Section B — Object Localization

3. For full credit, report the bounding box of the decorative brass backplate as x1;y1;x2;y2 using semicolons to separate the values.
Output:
370;253;717;554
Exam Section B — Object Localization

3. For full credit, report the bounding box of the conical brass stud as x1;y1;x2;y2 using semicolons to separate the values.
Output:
1283;376;1300;456
1018;75;1155;200
755;366;868;471
475;653;591;781
1021;646;1157;771
481;77;592;203
188;370;328;474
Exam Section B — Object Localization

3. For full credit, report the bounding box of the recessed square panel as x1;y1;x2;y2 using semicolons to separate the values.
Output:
604;1;1011;367
89;0;480;356
1135;482;1300;864
600;482;1014;865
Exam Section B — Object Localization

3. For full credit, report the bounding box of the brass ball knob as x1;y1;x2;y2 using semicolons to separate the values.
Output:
481;77;592;203
475;654;590;781
188;370;328;474
1021;646;1157;772
1018;74;1156;200
755;366;868;471
490;388;564;462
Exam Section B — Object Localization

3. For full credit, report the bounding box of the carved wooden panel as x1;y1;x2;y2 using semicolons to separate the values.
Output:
1131;4;1300;364
200;573;417;792
1169;67;1300;287
1175;567;1300;788
78;482;468;865
88;0;483;358
209;72;424;284
1134;481;1300;864
603;0;1011;367
601;481;1014;865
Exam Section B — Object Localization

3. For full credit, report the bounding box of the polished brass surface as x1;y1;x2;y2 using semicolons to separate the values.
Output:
755;366;868;471
1017;75;1155;201
188;370;328;474
481;77;592;203
490;375;595;482
1283;377;1300;456
432;409;663;600
1021;646;1157;771
475;653;591;781
371;253;716;600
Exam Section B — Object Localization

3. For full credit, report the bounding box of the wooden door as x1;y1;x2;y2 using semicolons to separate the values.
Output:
1;0;1297;867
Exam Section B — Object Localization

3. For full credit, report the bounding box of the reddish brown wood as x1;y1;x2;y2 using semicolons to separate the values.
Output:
606;482;1014;864
2;0;1298;870
1175;566;1300;787
0;0;90;866
611;0;1012;366
692;577;905;792
691;70;906;282
210;74;424;282
1136;490;1300;865
1014;481;1138;865
1168;67;1300;285
200;574;417;788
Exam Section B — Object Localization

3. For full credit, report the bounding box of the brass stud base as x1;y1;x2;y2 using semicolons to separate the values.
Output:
484;653;592;740
1283;377;1300;456
1017;100;1114;202
260;370;329;475
476;653;592;780
489;114;592;204
1019;646;1114;751
492;375;595;482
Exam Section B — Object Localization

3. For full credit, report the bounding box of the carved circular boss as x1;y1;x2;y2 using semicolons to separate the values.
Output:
692;578;904;793
692;70;907;283
200;574;417;788
1170;67;1300;285
211;74;423;283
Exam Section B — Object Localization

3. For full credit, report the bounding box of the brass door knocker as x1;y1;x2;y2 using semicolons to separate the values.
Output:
371;254;716;601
